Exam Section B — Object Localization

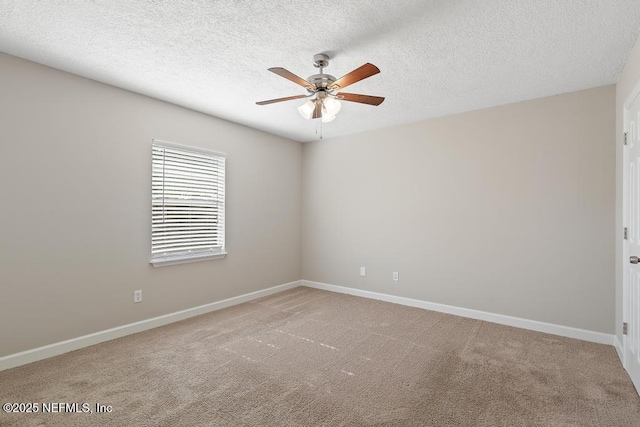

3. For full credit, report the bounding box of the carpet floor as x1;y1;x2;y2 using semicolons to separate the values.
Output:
1;286;639;426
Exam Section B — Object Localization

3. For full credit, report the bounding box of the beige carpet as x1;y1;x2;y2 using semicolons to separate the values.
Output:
1;287;639;426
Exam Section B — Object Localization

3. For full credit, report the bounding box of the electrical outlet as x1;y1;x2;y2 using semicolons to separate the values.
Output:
134;290;142;303
393;272;399;282
360;267;366;277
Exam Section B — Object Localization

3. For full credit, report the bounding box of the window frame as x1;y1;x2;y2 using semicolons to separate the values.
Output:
150;139;226;267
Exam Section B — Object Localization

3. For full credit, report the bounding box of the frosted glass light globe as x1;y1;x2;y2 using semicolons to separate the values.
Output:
322;97;341;116
297;100;315;120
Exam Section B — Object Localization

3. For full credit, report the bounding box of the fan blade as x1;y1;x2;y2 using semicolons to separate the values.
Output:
338;92;385;106
269;67;316;89
256;94;308;105
329;63;380;90
312;100;322;119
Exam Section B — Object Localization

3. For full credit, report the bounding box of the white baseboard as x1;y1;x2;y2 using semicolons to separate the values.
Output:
302;280;614;346
615;335;625;366
2;279;615;372
0;280;301;372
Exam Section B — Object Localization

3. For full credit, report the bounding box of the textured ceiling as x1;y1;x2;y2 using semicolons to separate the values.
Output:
1;1;639;142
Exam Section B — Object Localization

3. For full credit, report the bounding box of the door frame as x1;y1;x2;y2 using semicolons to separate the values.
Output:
622;78;640;372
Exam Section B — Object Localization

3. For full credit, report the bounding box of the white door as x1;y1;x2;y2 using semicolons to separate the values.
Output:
625;89;640;395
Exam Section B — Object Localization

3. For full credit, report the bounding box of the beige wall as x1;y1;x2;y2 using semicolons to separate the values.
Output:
302;85;615;333
0;48;622;357
616;34;640;345
0;53;302;356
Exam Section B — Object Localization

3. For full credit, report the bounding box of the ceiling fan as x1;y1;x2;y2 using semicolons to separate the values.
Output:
256;54;385;123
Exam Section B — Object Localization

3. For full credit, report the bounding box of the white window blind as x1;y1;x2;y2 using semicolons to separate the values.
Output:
151;139;226;266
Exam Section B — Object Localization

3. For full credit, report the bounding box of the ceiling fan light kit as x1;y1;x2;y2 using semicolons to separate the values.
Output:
297;91;342;121
257;53;385;127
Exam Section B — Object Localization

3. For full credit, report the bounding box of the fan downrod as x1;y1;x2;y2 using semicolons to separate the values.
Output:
308;54;336;90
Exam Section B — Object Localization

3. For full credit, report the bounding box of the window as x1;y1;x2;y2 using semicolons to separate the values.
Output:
151;139;226;266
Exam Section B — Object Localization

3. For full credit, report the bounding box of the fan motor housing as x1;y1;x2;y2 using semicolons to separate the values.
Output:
307;73;336;90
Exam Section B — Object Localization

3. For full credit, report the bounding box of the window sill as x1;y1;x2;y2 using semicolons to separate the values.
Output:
151;252;227;267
